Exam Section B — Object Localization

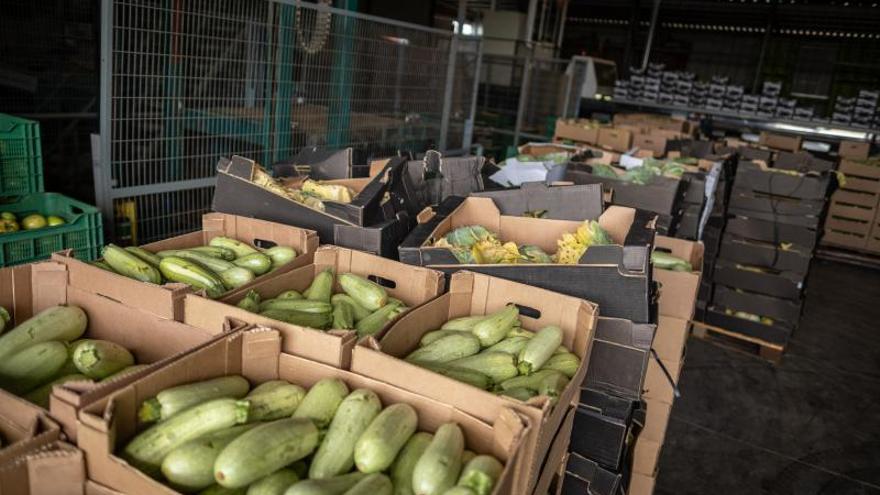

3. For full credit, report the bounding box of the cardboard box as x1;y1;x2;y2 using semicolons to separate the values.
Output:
0;261;241;440
572;388;642;471
725;216;818;251
563;163;686;218
399;196;656;323
184;246;444;367
554;119;601;145
728;190;826;221
718;235;811;274
632;436;662;476
472;182;604;222
704;307;792;345
639;399;673;444
759;132;801;152
650;316;690;365
213;156;411;258
632;133;668;158
713;260;804;301
628;472;657;495
830;188;880;209
77;329;527;495
531;405;576;495
598;128;633;153
0;392;60;465
52;213;318;321
353;270;598;492
559;452;623;495
642;352;684;406
0;441;84;495
712;285;803;325
839;141;871;161
653;236;703;320
585;318;655;399
734;161;831;201
839;160;880;194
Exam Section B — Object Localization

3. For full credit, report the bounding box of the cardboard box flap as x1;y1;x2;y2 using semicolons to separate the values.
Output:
0;441;84;495
653;235;704;269
472;183;604;221
271;146;356;180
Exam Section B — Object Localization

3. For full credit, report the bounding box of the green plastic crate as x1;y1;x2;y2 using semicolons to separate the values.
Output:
0;114;44;196
0;193;103;267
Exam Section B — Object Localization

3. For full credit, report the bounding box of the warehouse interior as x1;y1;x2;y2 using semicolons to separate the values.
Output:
1;0;879;494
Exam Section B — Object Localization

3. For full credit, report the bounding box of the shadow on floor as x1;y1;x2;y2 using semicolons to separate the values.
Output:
656;260;880;495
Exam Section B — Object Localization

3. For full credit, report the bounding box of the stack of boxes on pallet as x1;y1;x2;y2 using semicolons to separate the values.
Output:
702;141;833;351
822;141;880;254
832;91;880;128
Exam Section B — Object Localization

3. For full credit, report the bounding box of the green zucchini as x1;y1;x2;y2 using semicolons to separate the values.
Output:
138;375;250;423
543;352;580;378
215;418;319;488
309;389;383;479
442;488;476;495
485;336;530;356
461;450;476;466
303;269;333;303
220;267;256;290
412;423;464;495
0;341;69;394
161;424;258;492
159;256;227;299
343;474;392;495
457;455;503;495
420;363;492;390
354;403;418;473
517;326;563;375
0;306;9;334
537;371;569;404
72;339;135;379
338;273;388;311
331;294;371;322
263;246;297;271
440;315;486;332
498;369;566;392
391;432;433;495
124;246;162;268
101;363;151;382
247;468;300;495
259;309;333;330
0;305;87;361
200;485;247;495
187;245;237;261
24;373;90;408
209;237;259;258
405;334;481;365
277;290;303;300
355;302;402;338
285;472;368;495
237;290;262;313
246;380;306;422
446;352;518;384
497;387;536;401
103;244;162;284
123;398;250;476
259;299;332;314
233;253;273;275
331;300;355;330
418;330;472;348
504;327;534;339
292;378;349;429
472;305;519;347
158;250;236;273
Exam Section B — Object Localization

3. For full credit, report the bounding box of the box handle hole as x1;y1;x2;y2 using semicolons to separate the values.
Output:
369;275;397;289
253;238;278;249
511;303;541;320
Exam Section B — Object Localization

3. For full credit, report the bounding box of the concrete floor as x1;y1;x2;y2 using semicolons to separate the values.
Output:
656;260;880;495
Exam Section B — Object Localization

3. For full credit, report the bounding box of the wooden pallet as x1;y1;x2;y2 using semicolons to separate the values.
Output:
815;246;880;270
691;320;785;364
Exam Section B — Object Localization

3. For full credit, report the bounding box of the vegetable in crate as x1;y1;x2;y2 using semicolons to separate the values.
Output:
457;455;504;495
72;339;135;379
309;389;382;479
245;380;306;422
651;251;693;272
354;403;418;473
517;326;563;375
285;472;368;495
0;306;9;334
472;305;518;347
246;468;300;495
139;375;250;423
293;378;349;429
161;424;258;492
390;432;433;495
412;423;465;495
555;220;612;265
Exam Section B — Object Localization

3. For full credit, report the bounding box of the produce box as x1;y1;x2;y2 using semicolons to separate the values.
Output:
638;399;673;445
584;317;655;400
629;473;657;495
271;146;365;179
641;316;689;405
838;160;880;194
653;236;703;321
839;140;871;161
0;192;102;267
559;451;624;495
571;388;642;472
725;215;819;251
728;189;826;219
213;155;410;258
632;132;669;158
0;391;60;465
553;119;601;145
53;213;317;321
531;405;574;495
352;270;597;492
77;328;528;495
598;128;634;153
184;246;445;368
472;182;604;221
399;196;656;323
712;285;803;325
0;113;44;197
0;441;84;494
733;161;831;200
773;151;835;173
703;307;792;345
712;260;804;301
563;163;687;219
632;435;662;477
718;234;811;274
0;261;244;440
759;132;802;152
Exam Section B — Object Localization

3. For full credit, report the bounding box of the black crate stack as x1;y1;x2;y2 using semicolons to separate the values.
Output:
701;160;832;348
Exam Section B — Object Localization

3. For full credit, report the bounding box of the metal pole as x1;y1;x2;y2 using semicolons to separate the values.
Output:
463;38;484;151
439;0;466;151
556;0;569;53
96;0;113;230
640;0;662;71
525;0;538;45
514;0;539;147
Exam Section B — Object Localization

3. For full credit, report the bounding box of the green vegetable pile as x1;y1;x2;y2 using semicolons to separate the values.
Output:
651;251;693;272
122;375;505;495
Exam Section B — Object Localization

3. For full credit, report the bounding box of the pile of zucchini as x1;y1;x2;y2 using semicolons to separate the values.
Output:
123;375;504;495
236;271;408;338
93;237;297;298
403;306;580;402
0;305;145;407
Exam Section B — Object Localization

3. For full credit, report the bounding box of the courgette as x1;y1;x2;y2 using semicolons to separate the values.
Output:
292;378;349;429
421;363;492;390
457;455;503;495
158;250;236;273
247;468;300;495
343;474;392;495
405;334;481;365
461;450;476;466
485;336;529;356
303;269;333;303
23;373;89;408
504;327;534;339
263;246;297;271
124;246;163;268
419;330;471;348
354;403;418;473
187;245;237;261
233;253;273;275
220;267;256;290
498;369;566;392
0;306;9;334
412;423;464;495
246;380;306;422
543;352;580;378
138;375;250;423
441;488;475;495
331;300;355;330
355;302;402;338
338;273;388;311
517;326;563;375
309;389;382;479
277;290;303;300
285;472;368;495
497;387;536;401
209;237;259;258
161;424;257;492
101;363;151;382
200;485;247;495
0;341;69;394
159;256;227;299
103;244;162;284
215;418;319;488
391;432;433;495
123;398;250;476
237;290;262;313
72;339;135;379
259;299;332;314
472;306;519;347
259;309;333;330
440;316;486;332
0;305;86;361
446;352;518;384
331;294;371;321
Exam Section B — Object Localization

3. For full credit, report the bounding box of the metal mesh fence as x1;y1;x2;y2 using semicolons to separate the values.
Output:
100;0;461;243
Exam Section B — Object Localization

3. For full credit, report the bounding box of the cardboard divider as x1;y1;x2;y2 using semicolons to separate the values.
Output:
351;270;598;493
0;441;84;495
0;392;61;466
559;451;623;495
77;328;528;495
585;317;655;399
51;213;318;321
531;405;576;495
183;246;445;368
653;236;703;321
0;261;244;441
571;388;642;472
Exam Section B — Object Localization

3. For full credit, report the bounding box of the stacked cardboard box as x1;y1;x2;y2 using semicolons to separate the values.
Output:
703;160;832;347
822;144;880;254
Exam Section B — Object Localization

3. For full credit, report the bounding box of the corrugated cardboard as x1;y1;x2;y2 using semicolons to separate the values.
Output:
639;399;673;444
563;164;686;218
473;182;604;222
0;442;84;495
77;329;528;495
642;355;683;405
571;388;641;472
632;436;663;476
0;261;241;440
585;318;655;400
759;132;801;152
353;270;597;493
839;141;871;161
653;236;703;321
559;452;623;495
554;119;601;145
598;128;633;153
52;213;318;321
531;405;575;495
633;133;668;158
650;316;690;365
628;472;657;495
184;246;444;367
0;392;60;466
